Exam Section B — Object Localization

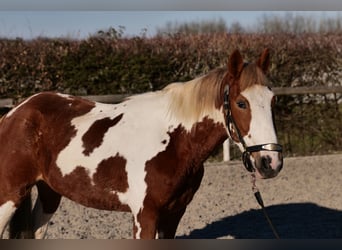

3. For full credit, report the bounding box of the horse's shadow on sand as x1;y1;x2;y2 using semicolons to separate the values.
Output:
177;203;342;239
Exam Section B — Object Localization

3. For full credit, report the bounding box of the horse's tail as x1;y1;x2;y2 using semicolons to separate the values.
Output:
9;193;34;238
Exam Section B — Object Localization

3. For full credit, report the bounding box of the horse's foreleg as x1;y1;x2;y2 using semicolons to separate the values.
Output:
157;166;204;239
157;207;186;239
0;201;17;238
132;207;186;239
132;207;159;239
32;181;61;239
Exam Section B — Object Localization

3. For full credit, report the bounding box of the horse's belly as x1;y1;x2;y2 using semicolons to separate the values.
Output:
47;165;131;212
59;186;131;212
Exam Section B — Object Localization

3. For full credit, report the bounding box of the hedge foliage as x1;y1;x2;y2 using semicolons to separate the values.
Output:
0;33;341;156
1;33;342;99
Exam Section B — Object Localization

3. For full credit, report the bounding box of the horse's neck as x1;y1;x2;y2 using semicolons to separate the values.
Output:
125;89;228;164
185;117;228;165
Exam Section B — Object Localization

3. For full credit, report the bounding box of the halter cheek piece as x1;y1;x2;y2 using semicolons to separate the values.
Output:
223;85;283;172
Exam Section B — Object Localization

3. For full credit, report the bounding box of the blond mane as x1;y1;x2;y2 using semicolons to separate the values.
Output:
164;68;227;124
163;63;269;126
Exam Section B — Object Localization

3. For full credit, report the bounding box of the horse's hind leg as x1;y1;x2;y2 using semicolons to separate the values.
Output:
9;194;35;238
32;181;61;239
0;200;17;238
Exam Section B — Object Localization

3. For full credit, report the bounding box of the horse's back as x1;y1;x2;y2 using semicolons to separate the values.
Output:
7;92;95;118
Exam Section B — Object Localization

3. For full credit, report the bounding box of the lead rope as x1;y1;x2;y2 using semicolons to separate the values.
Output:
251;173;280;239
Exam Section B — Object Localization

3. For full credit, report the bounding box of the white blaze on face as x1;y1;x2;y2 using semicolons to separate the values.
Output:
240;85;282;171
240;85;277;146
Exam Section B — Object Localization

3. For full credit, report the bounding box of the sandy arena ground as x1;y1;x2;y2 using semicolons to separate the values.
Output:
4;154;342;239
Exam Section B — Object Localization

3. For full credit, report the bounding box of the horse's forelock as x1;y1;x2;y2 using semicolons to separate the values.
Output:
239;63;269;91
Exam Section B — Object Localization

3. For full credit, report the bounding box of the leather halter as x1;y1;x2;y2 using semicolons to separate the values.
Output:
223;85;283;172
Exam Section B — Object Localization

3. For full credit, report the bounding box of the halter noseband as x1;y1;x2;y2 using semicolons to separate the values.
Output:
223;85;283;172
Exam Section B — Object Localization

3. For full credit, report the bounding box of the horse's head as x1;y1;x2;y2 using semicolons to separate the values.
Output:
223;49;283;179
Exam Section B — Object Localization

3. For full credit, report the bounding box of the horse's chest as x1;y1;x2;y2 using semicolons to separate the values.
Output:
145;163;205;212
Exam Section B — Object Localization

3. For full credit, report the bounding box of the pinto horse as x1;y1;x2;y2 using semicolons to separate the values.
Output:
0;49;283;239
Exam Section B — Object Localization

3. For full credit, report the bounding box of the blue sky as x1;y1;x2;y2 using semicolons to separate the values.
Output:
1;11;342;40
1;0;342;39
0;11;269;39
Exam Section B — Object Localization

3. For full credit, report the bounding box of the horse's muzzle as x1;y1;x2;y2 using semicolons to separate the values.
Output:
254;150;283;179
242;143;283;179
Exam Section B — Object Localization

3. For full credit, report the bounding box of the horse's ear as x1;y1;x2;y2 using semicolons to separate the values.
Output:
256;48;270;73
227;49;244;80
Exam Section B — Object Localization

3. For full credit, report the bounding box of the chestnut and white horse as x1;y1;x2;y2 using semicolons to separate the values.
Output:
0;49;283;239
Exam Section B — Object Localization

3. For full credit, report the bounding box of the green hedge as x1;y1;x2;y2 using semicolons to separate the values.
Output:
1;33;341;98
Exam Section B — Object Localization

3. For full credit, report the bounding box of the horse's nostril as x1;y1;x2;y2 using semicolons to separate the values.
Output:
261;155;272;170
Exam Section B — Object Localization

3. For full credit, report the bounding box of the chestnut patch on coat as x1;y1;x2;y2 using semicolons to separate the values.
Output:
82;113;123;156
229;94;252;142
48;165;129;211
93;154;128;193
143;118;227;212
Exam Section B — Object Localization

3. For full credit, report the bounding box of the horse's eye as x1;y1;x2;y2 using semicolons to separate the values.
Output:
237;101;247;109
